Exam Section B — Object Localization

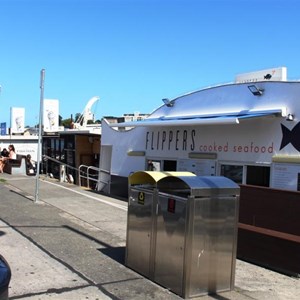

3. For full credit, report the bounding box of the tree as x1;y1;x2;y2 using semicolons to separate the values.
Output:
59;113;100;128
61;118;72;128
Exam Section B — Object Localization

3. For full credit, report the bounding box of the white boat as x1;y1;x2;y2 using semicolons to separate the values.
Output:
99;67;300;194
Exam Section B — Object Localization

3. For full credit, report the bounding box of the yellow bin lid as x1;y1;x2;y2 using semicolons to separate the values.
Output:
129;171;195;185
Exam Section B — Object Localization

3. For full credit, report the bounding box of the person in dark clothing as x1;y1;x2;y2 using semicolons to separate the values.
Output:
0;148;9;158
26;154;36;174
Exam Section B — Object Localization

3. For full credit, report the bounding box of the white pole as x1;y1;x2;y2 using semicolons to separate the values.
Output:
35;69;45;203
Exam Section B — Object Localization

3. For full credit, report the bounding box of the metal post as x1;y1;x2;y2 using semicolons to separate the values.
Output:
9;107;12;139
34;69;45;203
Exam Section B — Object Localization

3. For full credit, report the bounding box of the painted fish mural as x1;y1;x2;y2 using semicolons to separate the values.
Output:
280;122;300;152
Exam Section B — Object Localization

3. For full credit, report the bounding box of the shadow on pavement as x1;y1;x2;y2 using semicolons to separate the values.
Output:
98;247;125;265
64;225;126;265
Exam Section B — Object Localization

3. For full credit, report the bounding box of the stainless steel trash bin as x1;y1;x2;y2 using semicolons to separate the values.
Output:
126;172;239;299
155;175;240;298
126;171;195;278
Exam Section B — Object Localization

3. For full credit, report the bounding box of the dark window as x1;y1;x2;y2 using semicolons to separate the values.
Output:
246;166;270;187
221;165;243;184
163;160;177;171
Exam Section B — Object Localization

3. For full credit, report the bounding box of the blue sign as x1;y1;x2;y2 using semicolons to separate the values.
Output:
0;122;6;135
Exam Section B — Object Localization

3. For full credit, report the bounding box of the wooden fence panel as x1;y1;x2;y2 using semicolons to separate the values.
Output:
237;185;300;276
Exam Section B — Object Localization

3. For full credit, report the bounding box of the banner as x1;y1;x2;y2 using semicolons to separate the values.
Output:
43;99;59;132
11;107;25;134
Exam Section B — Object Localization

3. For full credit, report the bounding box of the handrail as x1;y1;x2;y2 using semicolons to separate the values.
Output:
43;155;77;171
79;165;111;192
43;155;78;183
79;164;101;189
43;155;108;191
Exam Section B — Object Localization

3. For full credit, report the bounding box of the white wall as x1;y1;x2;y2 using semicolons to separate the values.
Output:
101;121;147;176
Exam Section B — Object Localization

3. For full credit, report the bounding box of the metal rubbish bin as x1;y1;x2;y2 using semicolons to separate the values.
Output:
126;172;239;299
155;175;239;298
126;171;195;278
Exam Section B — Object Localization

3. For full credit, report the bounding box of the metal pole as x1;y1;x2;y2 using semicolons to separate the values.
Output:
10;107;12;139
35;69;45;203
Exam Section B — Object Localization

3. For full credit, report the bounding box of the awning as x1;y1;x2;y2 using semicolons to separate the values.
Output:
110;107;286;128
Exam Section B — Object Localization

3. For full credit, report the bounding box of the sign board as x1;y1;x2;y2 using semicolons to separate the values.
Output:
177;159;215;176
271;163;300;191
0;122;6;135
235;67;287;83
11;107;25;134
138;192;145;205
43;99;59;132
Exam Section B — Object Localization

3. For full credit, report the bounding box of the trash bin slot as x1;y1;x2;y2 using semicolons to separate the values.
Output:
157;192;188;202
158;189;191;198
191;188;240;197
130;184;156;191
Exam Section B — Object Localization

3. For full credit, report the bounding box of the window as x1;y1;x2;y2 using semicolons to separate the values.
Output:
163;160;177;171
147;160;161;171
221;165;243;184
220;164;270;186
146;159;177;171
246;166;270;187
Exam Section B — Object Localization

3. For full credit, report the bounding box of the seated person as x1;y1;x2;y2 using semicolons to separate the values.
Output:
8;145;17;160
26;154;36;174
0;148;9;158
0;145;17;173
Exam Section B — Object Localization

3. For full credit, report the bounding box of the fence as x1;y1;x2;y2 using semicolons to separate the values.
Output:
238;184;300;276
43;155;101;190
78;165;100;189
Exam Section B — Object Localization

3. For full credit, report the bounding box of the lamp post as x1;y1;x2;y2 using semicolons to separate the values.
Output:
35;69;45;203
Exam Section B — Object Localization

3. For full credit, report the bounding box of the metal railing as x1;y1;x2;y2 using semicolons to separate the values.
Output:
78;165;100;189
42;155;78;179
42;155;111;192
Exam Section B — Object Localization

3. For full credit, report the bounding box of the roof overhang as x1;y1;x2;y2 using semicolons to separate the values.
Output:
110;107;286;128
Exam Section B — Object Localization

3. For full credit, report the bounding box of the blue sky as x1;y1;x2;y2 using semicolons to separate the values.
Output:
1;0;300;126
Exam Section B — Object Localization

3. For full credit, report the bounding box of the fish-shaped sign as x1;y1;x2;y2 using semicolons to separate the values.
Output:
280;122;300;152
264;73;272;80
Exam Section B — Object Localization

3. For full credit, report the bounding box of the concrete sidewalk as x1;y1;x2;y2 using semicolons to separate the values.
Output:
0;173;299;300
